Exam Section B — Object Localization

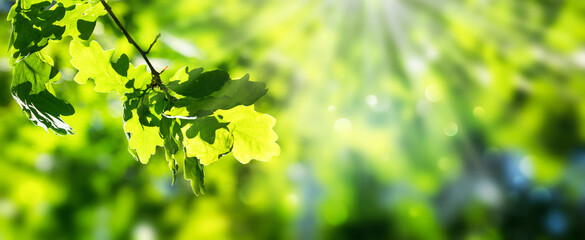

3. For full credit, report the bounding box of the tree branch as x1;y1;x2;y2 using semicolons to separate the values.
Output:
146;33;161;54
99;0;160;79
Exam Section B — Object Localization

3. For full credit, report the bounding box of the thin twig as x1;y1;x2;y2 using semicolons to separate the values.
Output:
146;33;162;54
99;0;160;78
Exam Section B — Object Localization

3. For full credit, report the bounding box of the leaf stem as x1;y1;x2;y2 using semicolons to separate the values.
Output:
99;0;160;78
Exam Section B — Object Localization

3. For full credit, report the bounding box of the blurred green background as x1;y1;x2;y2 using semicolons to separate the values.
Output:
2;0;585;239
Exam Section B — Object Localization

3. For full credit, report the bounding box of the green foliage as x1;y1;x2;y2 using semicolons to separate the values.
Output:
8;1;66;63
123;108;164;163
7;0;106;64
57;0;106;40
216;106;280;164
11;52;74;135
167;67;230;98
6;0;279;195
182;116;232;165
183;156;205;196
70;40;138;94
3;0;585;238
164;70;267;118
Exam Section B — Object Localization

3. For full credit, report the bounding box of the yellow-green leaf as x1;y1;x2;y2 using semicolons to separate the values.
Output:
181;117;233;165
70;40;150;94
123;109;164;164
70;40;126;93
58;0;106;40
215;105;280;164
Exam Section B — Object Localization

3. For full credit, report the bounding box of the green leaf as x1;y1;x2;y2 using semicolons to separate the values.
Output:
70;40;125;93
164;95;232;119
210;74;268;106
122;88;170;164
9;0;47;12
181;116;233;165
57;0;106;40
7;0;106;63
150;92;168;115
122;94;138;121
76;20;96;40
123;108;164;164
11;52;74;135
8;1;66;63
137;92;160;127
160;117;180;184
70;40;151;94
111;53;129;77
183;155;205;196
215;105;279;164
128;65;152;90
164;73;267;119
167;67;229;98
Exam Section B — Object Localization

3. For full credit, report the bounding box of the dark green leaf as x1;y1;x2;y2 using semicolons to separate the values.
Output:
11;52;74;135
137;93;160;127
160;117;180;155
123;104;133;122
211;74;268;106
58;0;107;41
160;117;180;185
184;155;205;196
150;92;167;115
122;95;139;121
9;1;66;63
165;96;232;119
111;53;129;77
168;67;229;98
125;79;135;89
76;19;96;40
165;74;267;119
183;117;229;144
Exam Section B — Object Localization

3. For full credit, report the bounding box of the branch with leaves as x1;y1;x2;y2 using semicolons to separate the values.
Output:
6;0;280;195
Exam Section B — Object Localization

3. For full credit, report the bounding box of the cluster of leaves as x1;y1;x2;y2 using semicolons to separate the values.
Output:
8;0;105;134
7;0;280;195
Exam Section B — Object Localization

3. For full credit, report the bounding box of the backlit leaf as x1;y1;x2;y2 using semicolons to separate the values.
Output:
165;73;267;119
215;105;279;164
70;40;125;93
70;40;151;94
167;67;229;98
58;0;106;40
160;117;181;184
183;155;205;196
11;52;74;135
181;116;233;165
8;1;66;64
123;109;164;164
128;65;151;90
